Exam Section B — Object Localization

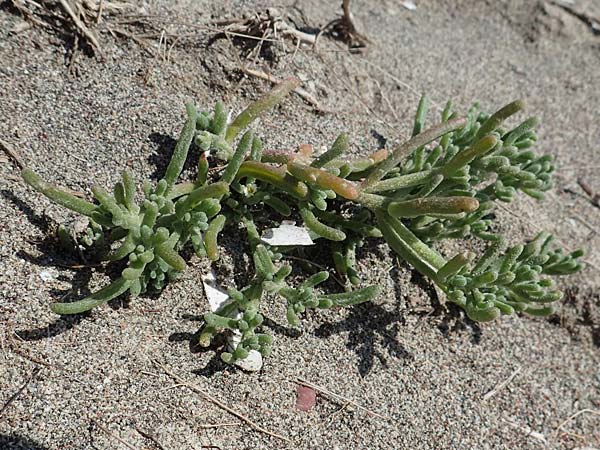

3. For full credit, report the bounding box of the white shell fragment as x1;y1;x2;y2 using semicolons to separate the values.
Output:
401;1;417;11
201;269;264;372
39;270;56;282
229;332;263;372
261;221;314;247
202;269;232;312
234;349;263;371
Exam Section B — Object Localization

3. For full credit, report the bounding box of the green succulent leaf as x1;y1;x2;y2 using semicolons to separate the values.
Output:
20;88;584;367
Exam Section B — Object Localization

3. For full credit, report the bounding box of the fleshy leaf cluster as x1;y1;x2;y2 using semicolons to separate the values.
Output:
21;80;583;364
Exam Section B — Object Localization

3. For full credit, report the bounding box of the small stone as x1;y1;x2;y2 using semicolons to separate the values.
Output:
39;270;55;282
234;350;263;372
295;385;316;411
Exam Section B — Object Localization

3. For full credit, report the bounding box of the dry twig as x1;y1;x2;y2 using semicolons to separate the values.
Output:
503;417;547;443
577;178;600;208
241;67;324;111
58;0;102;54
482;366;522;401
294;377;390;421
152;359;289;442
8;336;55;369
0;138;25;169
107;26;156;57
556;408;600;434
10;0;130;54
0;367;41;418
283;254;346;288
91;419;138;450
134;426;166;450
338;0;371;48
198;422;239;429
318;0;371;50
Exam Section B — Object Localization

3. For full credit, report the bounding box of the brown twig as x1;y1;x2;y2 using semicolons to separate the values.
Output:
241;67;325;112
319;0;371;50
198;422;239;429
0;367;41;418
294;377;391;421
96;0;105;24
556;408;600;434
135;426;166;450
152;360;289;442
339;0;371;47
577;178;600;207
324;401;352;425
91;419;138;450
10;0;53;30
67;34;81;77
107;26;156;57
58;0;103;55
9;336;55;369
0;138;25;169
482;366;522;401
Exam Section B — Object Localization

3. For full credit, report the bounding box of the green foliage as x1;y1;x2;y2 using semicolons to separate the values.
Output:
21;82;584;365
441;232;583;321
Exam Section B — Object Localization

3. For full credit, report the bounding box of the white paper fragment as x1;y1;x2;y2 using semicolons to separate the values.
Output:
230;332;263;372
261;221;314;246
39;270;55;282
401;1;416;10
202;269;231;312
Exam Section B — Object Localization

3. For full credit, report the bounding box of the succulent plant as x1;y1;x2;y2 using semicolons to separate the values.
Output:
21;79;583;364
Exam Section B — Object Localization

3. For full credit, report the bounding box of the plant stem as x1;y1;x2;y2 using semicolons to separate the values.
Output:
236;161;309;199
164;104;197;190
365;170;433;193
375;210;446;279
363;117;467;187
225;78;300;143
21;169;97;216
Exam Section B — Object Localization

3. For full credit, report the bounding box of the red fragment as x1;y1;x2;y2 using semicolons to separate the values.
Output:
295;385;316;411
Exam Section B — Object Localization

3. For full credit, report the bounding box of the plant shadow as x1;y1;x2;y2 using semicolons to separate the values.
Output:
168;314;231;377
315;301;414;377
2;189;53;234
262;317;302;339
147;132;201;183
407;268;483;344
3;189;130;338
15;314;89;341
0;434;51;450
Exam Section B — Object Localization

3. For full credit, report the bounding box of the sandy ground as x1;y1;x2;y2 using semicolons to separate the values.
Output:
1;0;599;449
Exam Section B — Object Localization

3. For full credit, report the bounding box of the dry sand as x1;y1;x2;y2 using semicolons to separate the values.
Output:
1;1;599;449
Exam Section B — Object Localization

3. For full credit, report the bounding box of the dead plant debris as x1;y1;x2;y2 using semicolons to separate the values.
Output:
9;0;131;55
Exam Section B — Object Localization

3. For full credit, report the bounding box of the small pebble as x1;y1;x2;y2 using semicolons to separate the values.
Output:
295;385;316;411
